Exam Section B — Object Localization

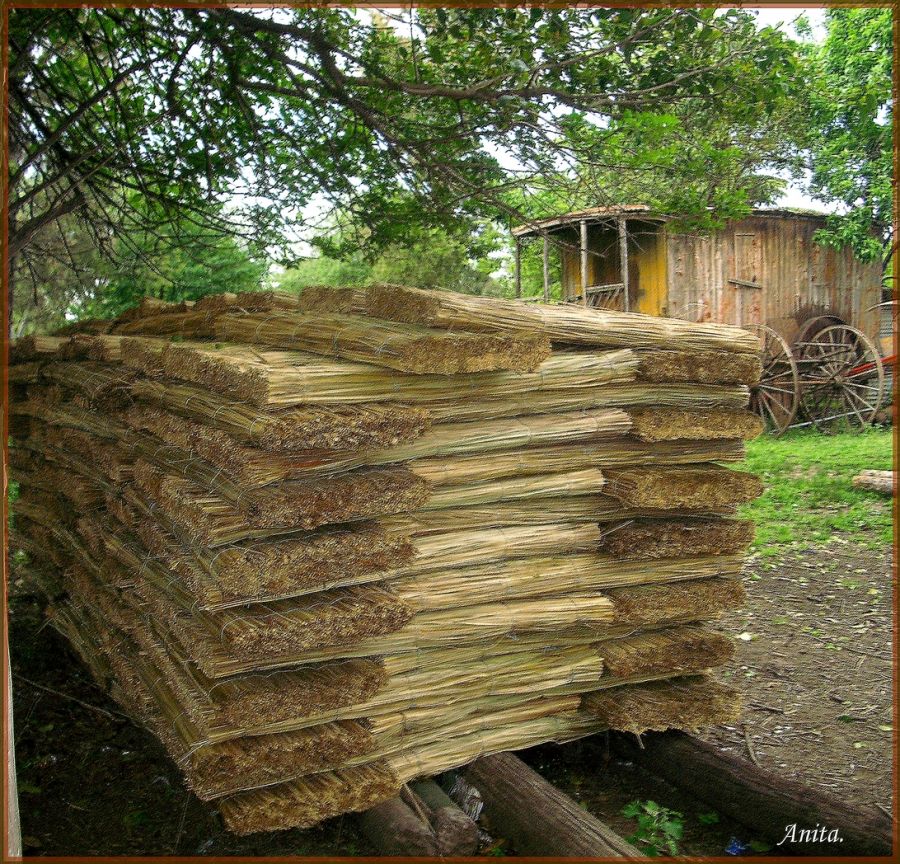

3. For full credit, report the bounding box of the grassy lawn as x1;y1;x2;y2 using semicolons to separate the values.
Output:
738;427;894;555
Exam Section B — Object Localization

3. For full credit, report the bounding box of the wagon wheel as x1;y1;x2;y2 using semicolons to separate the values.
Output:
795;324;885;429
748;324;800;436
793;314;843;346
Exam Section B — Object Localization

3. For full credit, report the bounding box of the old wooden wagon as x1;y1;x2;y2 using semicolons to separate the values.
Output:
512;205;891;433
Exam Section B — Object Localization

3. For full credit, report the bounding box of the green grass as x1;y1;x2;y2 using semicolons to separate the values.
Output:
737;427;894;555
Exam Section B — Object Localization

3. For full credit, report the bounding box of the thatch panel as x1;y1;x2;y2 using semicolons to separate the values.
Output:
628;408;763;442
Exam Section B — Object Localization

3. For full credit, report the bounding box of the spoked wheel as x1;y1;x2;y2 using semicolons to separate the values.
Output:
748;324;800;436
793;314;843;346
795;324;885;429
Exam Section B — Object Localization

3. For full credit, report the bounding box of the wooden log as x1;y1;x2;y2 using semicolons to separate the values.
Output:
580;220;589;308
463;752;640;857
409;780;480;856
542;235;550;303
355;781;479;857
852;470;894;495
356;795;439;856
618;217;630;312
612;731;893;857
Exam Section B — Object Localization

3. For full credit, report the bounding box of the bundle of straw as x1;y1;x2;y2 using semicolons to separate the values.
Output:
122;338;638;407
216;311;552;374
9;282;763;834
112;310;217;338
365;284;761;354
130;378;431;451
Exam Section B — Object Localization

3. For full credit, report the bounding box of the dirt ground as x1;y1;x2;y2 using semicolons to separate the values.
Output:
703;540;894;814
8;538;894;857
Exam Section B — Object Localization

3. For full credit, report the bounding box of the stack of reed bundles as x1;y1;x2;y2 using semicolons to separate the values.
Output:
11;284;764;834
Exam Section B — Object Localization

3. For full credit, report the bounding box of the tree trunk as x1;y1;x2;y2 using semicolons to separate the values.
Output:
852;470;894;495
612;731;893;857
462;752;640;857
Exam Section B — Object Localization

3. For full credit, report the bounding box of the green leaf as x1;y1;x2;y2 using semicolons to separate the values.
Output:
662;820;684;839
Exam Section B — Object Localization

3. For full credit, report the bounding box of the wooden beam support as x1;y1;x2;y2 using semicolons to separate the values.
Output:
580;220;589;308
618;217;630;312
542;234;550;303
514;238;522;299
409;780;480;857
612;731;893;857
356;795;439;856
463;752;640;857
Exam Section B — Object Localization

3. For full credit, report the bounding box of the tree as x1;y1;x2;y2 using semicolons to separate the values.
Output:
81;221;267;322
800;9;893;269
9;210;105;337
7;5;802;329
277;255;371;294
277;221;506;296
11;209;266;335
369;230;503;295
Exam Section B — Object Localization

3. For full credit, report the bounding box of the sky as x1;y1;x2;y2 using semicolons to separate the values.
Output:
750;5;826;36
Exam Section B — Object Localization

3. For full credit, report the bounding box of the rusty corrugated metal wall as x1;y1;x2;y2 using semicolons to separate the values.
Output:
665;214;883;344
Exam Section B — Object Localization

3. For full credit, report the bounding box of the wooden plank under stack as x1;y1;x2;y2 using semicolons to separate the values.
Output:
9;285;764;835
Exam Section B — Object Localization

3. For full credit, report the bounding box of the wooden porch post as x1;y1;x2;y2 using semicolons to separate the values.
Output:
542;234;550;303
514;237;522;299
579;220;589;307
618;217;630;311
